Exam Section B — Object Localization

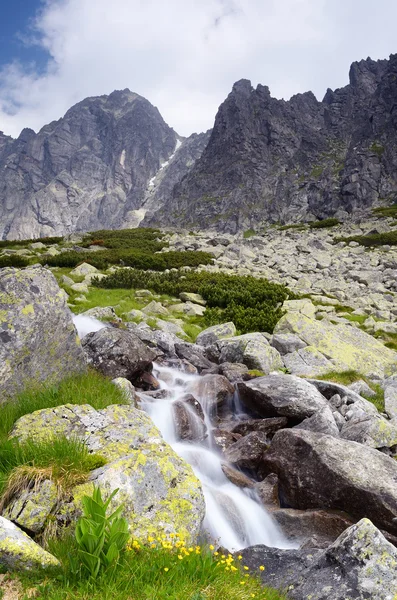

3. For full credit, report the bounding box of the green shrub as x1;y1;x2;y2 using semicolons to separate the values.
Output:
334;230;397;247
94;269;294;334
372;205;397;218
309;218;340;229
278;223;307;231
0;236;63;249
0;255;30;268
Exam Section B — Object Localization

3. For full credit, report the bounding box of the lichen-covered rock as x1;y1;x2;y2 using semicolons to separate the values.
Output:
262;428;397;536
219;333;270;365
82;327;156;380
274;310;397;378
81;306;120;321
70;263;99;277
237;374;327;420
11;404;205;543
0;516;60;570
0;265;86;400
282;346;336;377
111;377;138;407
340;413;397;449
3;480;58;534
270;333;307;355
179;292;206;306
239;519;397;599
196;322;236;347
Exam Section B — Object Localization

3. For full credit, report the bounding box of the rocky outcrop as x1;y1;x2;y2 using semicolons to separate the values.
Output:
240;519;397;600
0;90;209;240
0;516;59;570
149;54;397;232
262;428;397;536
0;265;86;400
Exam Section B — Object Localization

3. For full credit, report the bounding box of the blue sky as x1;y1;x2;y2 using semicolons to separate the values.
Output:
0;0;48;71
1;0;397;138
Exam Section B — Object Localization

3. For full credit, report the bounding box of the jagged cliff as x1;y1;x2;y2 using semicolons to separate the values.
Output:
147;54;397;232
0;90;208;239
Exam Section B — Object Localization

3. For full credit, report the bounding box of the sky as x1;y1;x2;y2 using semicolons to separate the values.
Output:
0;0;396;139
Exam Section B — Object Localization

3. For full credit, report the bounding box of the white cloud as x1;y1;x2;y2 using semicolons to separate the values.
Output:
1;0;397;138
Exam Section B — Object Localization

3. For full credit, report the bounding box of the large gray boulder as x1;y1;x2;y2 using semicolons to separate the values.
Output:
237;374;328;420
82;327;156;381
239;519;397;600
0;516;59;570
0;266;86;400
262;428;397;536
219;333;283;374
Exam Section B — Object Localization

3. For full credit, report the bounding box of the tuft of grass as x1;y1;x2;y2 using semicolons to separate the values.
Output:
182;322;202;343
372;205;397;219
13;534;286;600
0;436;105;510
316;370;385;412
247;370;265;378
278;223;307;231
243;229;256;239
309;218;340;229
334;229;397;247
0;370;126;443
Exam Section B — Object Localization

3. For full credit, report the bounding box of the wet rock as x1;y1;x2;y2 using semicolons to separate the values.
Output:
174;342;215;372
231;417;288;438
0;266;86;400
254;473;280;509
237;374;327;420
172;400;207;442
221;464;255;488
218;362;249;383
262;428;397;536
186;374;234;415
213;429;242;453
0;516;60;570
196;322;236;347
224;431;269;474
82;327;156;381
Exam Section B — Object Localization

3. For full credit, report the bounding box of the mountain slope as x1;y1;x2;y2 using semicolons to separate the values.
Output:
147;54;397;232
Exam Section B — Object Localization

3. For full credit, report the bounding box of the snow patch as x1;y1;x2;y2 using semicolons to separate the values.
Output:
120;149;126;168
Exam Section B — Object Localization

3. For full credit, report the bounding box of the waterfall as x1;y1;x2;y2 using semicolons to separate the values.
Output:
73;316;294;551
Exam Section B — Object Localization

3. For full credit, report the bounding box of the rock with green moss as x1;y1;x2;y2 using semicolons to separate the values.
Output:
196;322;236;347
275;302;397;378
219;333;283;374
0;515;60;570
0;265;86;400
11;404;205;543
3;480;58;534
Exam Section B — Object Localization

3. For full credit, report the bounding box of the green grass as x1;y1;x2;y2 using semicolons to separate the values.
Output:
309;218;340;229
341;313;367;325
0;437;105;508
10;534;285;600
0;371;126;444
334;230;397;247
373;330;397;352
372;205;397;218
316;370;385;412
243;229;256;239
278;223;307;231
71;287;148;317
0;236;63;249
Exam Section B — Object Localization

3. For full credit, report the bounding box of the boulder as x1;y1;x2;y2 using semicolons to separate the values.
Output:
340;413;397;449
385;379;397;420
82;327;156;381
237;374;327;420
282;346;336;377
239;519;397;599
81;306;120;321
175;342;215;372
254;473;280;509
275;310;397;378
111;377;138;407
70;262;99;277
308;379;379;415
71;282;89;294
179;292;206;306
0;516;59;570
11;404;205;543
221;464;255;488
270;333;307;355
294;405;340;437
224;431;269;474
3;480;58;535
0;266;86;400
172;400;207;441
185;374;234;415
142;301;169;316
219;333;283;374
231;417;288;438
196;322;236;347
218;362;249;382
262;428;397;536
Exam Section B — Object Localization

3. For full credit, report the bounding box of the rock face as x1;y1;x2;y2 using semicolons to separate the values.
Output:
0;89;209;240
240;519;397;600
82;327;156;381
148;54;397;232
0;266;86;400
262;428;397;536
10;403;205;542
0;516;59;570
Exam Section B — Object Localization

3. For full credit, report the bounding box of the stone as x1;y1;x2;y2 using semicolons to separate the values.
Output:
3;480;58;535
71;282;89;294
0;266;86;400
82;327;156;381
185;374;234;415
212;429;241;453
340;413;397;448
237;374;327;420
135;289;152;298
70;263;99;277
231;417;288;438
29;242;46;250
219;332;283;373
81;306;120;321
196;322;236;347
254;473;280;509
218;333;269;364
61;274;75;287
142;301;169;316
11;404;205;543
275;311;397;378
348;379;376;398
282;299;317;318
221;463;255;488
111;377;138;407
174;342;214;372
0;516;60;570
262;428;397;536
239;519;397;599
179;292;206;306
224;431;269;474
385;380;397;419
218;362;249;382
172;400;207;442
294;405;340;437
282;346;335;377
270;333;307;355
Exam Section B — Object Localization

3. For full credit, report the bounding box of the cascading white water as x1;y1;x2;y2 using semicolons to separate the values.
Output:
141;363;295;551
72;316;294;551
